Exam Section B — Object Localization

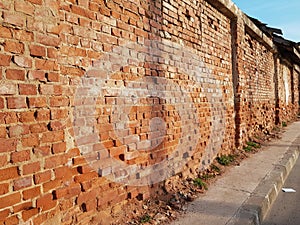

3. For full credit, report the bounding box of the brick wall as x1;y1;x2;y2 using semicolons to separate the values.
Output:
0;0;299;224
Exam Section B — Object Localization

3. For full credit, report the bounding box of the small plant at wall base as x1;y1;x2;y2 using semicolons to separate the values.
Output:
216;155;235;166
140;214;151;223
282;121;287;127
193;178;208;190
243;145;253;152
246;141;261;149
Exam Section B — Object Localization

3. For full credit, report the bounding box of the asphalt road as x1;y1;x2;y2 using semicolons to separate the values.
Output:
262;155;300;225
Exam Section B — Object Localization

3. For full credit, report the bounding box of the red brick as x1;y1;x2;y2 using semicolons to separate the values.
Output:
22;186;41;200
49;96;69;107
50;109;68;120
34;170;51;184
0;26;12;38
28;70;46;81
60;66;85;76
13;201;32;213
36;33;60;47
0;138;17;153
74;171;98;183
0;193;20;209
0;98;4;109
47;48;58;59
0;166;18;182
0;54;11;66
23;162;40;175
36;193;57;211
27;0;42;4
0;127;6;138
29;123;48;133
7;97;27;109
3;11;25;27
0;82;17;95
13;176;32;190
28;97;47;108
18;111;35;123
13;56;32;68
29;44;46;57
19;84;37;95
4;40;24;53
35;109;50;121
22;208;39;221
0;155;7;167
54;166;74;181
13;29;34;41
0;209;10;220
0;112;18;124
49;121;65;131
6;69;26;80
54;184;81;199
9;125;30;137
22;134;39;147
4;215;19;225
43;179;62;193
35;58;59;71
44;154;68;169
11;150;31;163
33;146;51;156
15;0;34;15
46;72;59;82
41;130;64;144
39;84;62;95
52;142;66;154
0;183;9;195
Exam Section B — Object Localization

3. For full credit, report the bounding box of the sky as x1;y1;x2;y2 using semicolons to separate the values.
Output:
232;0;300;42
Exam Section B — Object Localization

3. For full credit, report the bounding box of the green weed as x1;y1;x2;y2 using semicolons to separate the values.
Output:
217;155;235;166
193;178;208;190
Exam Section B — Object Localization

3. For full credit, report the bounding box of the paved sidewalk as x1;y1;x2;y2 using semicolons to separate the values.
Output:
171;121;300;225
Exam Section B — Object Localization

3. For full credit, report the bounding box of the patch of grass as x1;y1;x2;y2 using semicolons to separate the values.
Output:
201;173;214;180
217;155;235;166
193;178;208;190
243;145;253;152
140;214;151;223
282;121;287;127
246;141;260;149
210;164;221;173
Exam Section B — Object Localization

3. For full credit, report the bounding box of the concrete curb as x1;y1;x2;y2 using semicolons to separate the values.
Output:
230;140;300;225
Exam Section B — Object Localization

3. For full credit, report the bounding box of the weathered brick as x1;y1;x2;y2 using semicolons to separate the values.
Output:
22;186;41;200
13;176;32;190
22;208;39;221
22;134;39;147
3;11;25;27
0;192;21;209
28;97;47;108
7;96;27;109
23;162;41;175
35;109;50;121
0;82;17;95
0;138;17;153
36;193;57;211
29;44;46;57
6;69;26;81
9;125;30;137
11;150;31;163
0;26;12;38
13;56;32;68
15;0;35;15
19;84;37;95
0;54;11;66
4;40;24;53
34;170;51;184
0;183;9;195
0;166;18;182
18;111;35;123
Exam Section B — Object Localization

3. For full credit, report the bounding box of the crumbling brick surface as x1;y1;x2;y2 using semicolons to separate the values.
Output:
0;0;299;224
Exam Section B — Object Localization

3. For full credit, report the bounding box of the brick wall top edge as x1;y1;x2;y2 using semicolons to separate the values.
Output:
207;0;274;49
